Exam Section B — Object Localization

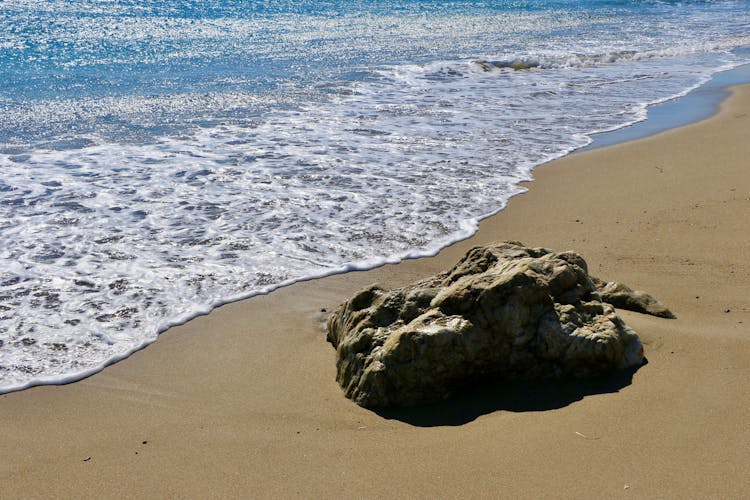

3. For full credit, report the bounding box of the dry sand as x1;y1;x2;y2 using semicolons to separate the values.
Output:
2;85;749;498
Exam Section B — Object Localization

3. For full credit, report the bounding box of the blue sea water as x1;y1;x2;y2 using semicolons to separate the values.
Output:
1;0;749;392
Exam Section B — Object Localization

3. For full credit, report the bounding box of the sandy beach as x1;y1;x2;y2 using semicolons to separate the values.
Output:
2;84;749;498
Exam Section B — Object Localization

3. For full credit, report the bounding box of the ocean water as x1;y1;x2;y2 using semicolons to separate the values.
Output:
1;0;749;392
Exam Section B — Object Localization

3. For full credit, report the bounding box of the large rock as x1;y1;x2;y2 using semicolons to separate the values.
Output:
327;242;671;408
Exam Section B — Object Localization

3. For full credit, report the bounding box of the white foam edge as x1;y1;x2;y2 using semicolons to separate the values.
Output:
579;60;748;140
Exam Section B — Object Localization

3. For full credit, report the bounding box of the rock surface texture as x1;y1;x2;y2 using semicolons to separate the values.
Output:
327;242;673;408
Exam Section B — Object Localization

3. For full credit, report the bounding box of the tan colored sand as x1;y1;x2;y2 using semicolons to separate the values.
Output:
2;85;749;498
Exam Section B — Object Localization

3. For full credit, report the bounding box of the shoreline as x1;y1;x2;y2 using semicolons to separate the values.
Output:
3;85;749;497
3;63;749;396
585;60;750;150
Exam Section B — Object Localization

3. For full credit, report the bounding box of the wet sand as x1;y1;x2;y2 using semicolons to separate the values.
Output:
2;85;749;498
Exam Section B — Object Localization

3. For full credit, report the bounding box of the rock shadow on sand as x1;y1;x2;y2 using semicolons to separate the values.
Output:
373;360;646;427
